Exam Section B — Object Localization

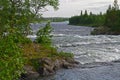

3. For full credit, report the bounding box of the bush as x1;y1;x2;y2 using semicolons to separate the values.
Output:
35;22;52;46
0;34;25;80
58;52;74;58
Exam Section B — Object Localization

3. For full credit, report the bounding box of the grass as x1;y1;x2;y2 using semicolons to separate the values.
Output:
21;43;74;70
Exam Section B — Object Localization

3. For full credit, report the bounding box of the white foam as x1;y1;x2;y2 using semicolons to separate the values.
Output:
27;35;37;38
52;33;67;37
53;35;120;64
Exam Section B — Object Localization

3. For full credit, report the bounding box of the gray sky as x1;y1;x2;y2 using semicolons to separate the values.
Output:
42;0;119;17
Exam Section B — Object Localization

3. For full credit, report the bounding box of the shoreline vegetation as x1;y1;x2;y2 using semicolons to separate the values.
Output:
42;17;69;22
20;22;79;80
0;0;79;80
69;0;120;35
20;43;79;80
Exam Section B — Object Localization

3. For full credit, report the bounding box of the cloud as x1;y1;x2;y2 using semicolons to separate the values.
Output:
43;0;119;17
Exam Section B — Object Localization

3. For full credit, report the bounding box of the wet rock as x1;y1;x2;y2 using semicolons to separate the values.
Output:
65;58;79;64
20;66;39;80
112;59;120;63
54;59;62;70
38;58;55;76
21;57;79;79
62;60;74;69
38;57;79;76
41;58;53;66
62;59;79;69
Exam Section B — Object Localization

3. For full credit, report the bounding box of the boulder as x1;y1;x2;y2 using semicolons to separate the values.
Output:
20;65;39;80
38;57;79;76
20;57;79;79
38;58;55;76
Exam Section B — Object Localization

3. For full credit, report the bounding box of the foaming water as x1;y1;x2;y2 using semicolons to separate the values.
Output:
53;34;120;64
30;22;120;64
29;22;120;80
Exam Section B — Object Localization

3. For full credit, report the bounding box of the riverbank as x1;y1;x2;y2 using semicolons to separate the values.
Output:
68;24;120;35
20;43;79;80
68;23;99;28
91;26;120;35
37;60;120;80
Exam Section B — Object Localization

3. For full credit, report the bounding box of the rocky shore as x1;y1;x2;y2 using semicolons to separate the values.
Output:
37;60;120;80
20;57;79;80
91;26;120;35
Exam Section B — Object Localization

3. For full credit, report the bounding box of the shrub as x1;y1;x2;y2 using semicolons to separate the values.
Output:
35;22;53;46
0;34;25;80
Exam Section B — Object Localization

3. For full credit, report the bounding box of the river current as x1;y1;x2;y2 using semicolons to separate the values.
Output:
28;22;120;80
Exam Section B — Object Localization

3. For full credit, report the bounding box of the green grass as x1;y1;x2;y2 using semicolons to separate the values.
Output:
22;43;74;70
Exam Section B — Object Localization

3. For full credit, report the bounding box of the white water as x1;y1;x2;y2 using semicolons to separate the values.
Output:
29;22;120;80
53;35;120;64
29;22;120;64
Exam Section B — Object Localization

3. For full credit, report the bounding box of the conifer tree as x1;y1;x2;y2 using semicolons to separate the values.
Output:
113;0;119;10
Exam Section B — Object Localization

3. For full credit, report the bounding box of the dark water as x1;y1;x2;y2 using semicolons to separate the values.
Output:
28;22;120;80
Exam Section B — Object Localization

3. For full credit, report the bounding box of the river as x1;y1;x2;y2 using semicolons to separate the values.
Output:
29;22;120;80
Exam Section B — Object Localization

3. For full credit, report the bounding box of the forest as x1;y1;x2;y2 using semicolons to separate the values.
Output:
69;10;105;27
69;0;120;34
43;17;69;22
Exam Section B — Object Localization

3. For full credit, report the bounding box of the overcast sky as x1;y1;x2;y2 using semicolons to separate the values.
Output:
42;0;119;17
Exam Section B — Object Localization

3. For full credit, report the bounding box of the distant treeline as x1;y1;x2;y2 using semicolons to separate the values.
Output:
34;17;69;22
69;0;120;34
69;11;105;27
105;5;120;32
42;17;69;22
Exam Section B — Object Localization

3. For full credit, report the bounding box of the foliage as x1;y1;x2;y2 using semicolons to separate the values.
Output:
42;17;69;22
104;0;120;33
70;0;120;34
69;10;105;27
0;0;59;79
0;34;24;80
0;0;59;36
35;22;53;46
113;0;119;10
22;43;54;59
58;52;74;58
22;43;74;70
0;0;32;35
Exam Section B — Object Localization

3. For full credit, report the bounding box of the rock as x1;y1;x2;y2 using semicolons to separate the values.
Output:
54;59;62;70
63;59;79;69
38;57;79;76
62;60;73;69
112;59;120;63
41;58;53;66
20;65;39;80
65;58;79;64
38;57;55;76
21;57;79;78
44;64;55;74
91;26;110;35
